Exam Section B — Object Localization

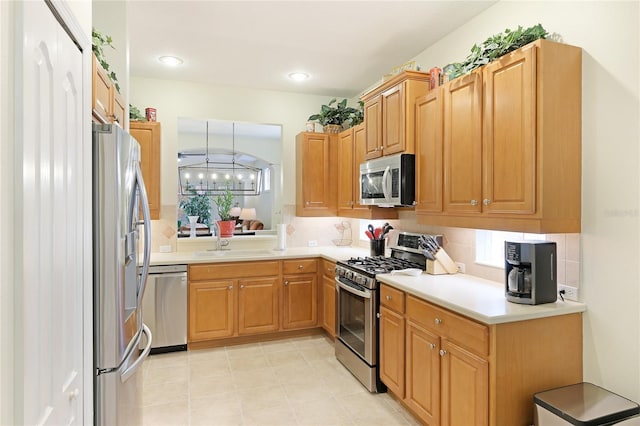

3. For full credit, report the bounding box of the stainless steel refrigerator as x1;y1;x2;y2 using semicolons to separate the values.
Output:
93;123;153;425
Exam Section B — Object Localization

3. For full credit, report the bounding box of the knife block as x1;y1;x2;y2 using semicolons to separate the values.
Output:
426;259;448;275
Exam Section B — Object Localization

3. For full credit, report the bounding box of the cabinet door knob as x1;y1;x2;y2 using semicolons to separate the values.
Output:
240;284;245;289
284;281;289;286
483;199;491;206
429;343;436;350
386;295;391;301
439;349;447;357
470;199;478;206
228;285;233;290
298;265;303;269
434;318;442;325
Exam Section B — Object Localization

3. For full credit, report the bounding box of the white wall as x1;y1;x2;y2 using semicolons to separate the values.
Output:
129;77;350;207
409;1;640;401
0;1;15;422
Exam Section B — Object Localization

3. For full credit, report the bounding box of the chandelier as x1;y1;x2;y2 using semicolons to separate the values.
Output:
178;121;263;196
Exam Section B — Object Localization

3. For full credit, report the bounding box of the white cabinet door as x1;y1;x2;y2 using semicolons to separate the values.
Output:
19;1;85;424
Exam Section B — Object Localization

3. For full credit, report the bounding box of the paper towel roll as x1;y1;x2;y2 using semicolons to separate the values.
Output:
275;224;287;251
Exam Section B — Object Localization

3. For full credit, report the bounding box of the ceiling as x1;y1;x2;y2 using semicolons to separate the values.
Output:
128;1;497;98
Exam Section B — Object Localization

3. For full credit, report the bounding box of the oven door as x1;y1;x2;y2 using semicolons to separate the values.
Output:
335;277;376;365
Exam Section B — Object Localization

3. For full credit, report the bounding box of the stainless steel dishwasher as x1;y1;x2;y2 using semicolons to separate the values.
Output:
141;264;187;354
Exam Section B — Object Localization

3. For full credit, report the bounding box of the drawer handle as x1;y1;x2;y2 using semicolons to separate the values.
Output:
298;265;303;270
429;343;436;350
386;295;391;301
439;349;447;357
434;318;442;325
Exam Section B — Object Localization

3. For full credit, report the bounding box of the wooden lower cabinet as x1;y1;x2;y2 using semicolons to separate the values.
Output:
379;284;582;425
320;260;336;337
379;306;405;397
188;279;235;341
238;277;279;334
283;273;317;329
189;258;323;345
441;339;489;426
405;320;440;425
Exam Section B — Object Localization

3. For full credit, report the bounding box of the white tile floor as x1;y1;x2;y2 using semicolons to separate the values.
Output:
141;334;420;425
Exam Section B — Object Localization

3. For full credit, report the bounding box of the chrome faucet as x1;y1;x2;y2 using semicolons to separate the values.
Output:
214;222;230;251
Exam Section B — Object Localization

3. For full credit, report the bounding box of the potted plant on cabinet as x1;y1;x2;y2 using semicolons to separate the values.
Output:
308;98;360;133
214;188;236;238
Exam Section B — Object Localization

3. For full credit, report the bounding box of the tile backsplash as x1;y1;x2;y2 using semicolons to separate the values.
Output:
149;205;581;288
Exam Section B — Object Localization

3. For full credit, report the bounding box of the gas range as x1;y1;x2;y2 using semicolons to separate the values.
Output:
336;231;439;288
334;231;440;393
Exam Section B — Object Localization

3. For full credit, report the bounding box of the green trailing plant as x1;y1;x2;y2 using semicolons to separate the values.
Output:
348;101;364;127
179;191;212;223
449;24;548;78
308;98;360;128
129;104;146;121
214;188;235;221
92;28;121;93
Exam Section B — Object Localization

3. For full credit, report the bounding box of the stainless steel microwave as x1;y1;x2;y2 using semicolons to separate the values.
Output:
359;153;415;207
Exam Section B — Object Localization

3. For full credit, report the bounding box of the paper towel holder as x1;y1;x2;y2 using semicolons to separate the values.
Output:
274;223;287;251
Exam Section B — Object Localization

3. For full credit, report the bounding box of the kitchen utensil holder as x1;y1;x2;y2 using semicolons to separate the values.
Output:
370;239;385;257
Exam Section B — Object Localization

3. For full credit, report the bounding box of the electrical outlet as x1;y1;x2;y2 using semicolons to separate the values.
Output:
308;240;318;247
558;285;579;302
455;262;466;274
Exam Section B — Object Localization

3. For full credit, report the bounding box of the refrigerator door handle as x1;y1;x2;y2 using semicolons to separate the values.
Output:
120;324;152;382
135;163;152;306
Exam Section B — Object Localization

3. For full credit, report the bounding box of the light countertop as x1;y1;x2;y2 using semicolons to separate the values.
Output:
148;246;586;325
148;245;370;265
377;272;586;325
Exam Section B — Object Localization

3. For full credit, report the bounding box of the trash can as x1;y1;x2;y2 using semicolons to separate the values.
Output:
534;382;640;425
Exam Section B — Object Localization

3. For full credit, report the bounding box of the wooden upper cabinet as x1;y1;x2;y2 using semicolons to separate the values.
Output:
337;128;355;212
92;54;112;124
443;71;483;215
296;132;337;217
483;44;536;215
336;126;398;219
361;71;429;159
364;97;383;159
416;40;581;233
415;88;444;214
130;121;161;219
92;54;125;126
381;84;405;155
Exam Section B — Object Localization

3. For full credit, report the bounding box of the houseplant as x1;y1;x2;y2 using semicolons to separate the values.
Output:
92;28;120;93
308;98;360;133
214;188;236;237
179;191;211;237
448;24;548;79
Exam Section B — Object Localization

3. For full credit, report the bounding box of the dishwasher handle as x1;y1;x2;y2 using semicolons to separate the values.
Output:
148;264;187;275
148;272;187;279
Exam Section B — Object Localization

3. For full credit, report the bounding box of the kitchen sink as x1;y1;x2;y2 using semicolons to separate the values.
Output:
192;249;276;258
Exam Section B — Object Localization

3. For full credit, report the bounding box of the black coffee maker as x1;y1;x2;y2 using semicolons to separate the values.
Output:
505;241;557;305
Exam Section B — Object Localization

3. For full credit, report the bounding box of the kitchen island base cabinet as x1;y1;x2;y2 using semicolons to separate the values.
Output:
379;285;582;426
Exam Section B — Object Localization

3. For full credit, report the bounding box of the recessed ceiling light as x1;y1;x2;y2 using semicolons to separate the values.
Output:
158;56;183;66
288;72;310;82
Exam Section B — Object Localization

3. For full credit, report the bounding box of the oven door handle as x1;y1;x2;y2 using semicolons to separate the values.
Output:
335;278;371;299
